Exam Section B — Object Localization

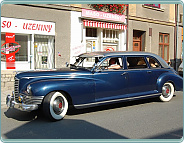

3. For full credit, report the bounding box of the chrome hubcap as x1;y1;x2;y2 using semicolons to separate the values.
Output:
162;84;171;98
53;97;64;115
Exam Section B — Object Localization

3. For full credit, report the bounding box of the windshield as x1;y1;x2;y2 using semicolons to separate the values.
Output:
72;56;103;70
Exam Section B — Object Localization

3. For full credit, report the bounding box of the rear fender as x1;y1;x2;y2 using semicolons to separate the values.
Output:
157;73;183;92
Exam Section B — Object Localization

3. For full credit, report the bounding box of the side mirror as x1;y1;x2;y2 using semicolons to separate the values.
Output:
66;62;69;67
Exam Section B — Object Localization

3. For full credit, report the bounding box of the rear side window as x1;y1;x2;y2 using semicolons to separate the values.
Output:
146;57;161;68
127;57;148;69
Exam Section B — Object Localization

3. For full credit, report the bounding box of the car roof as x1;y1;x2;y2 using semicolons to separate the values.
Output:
79;51;170;68
79;51;156;57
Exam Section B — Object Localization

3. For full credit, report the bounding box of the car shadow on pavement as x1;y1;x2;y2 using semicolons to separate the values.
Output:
3;113;127;139
67;97;161;115
4;108;43;122
147;128;183;139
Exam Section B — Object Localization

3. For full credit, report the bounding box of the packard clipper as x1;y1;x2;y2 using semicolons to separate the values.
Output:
6;52;183;121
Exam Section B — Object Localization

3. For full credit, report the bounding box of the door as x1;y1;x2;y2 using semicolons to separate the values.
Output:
126;56;157;97
34;35;54;69
133;42;141;51
133;30;144;51
94;57;129;101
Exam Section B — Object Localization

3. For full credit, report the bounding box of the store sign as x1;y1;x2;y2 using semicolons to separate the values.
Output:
5;33;15;43
105;47;115;51
82;9;125;23
1;33;20;69
1;17;55;35
71;44;84;56
83;20;126;30
1;45;21;52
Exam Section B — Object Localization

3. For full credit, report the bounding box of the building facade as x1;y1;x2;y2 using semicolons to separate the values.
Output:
1;4;183;70
128;4;183;66
1;4;183;91
70;5;127;63
1;4;71;70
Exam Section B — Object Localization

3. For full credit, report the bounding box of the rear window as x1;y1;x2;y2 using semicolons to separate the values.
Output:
146;57;161;68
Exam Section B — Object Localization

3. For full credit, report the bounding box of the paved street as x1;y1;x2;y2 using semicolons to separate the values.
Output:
1;91;183;139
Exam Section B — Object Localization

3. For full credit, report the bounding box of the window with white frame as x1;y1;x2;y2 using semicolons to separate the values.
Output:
103;29;119;43
103;29;119;51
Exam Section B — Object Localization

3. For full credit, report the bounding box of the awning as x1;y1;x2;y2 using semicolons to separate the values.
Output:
83;20;126;30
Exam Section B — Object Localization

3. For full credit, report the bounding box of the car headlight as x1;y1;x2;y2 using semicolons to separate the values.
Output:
27;84;32;94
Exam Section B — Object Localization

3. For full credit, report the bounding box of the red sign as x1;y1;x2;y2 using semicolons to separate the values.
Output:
105;47;115;51
5;33;15;43
1;49;19;69
82;9;125;23
1;33;20;69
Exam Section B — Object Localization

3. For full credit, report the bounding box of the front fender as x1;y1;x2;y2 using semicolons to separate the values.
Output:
157;73;183;92
29;78;95;105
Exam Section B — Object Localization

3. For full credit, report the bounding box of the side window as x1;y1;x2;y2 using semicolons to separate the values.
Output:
127;57;147;69
147;57;161;68
99;57;123;70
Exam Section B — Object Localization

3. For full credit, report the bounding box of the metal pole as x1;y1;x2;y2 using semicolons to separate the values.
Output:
126;4;129;51
175;4;179;72
174;4;177;71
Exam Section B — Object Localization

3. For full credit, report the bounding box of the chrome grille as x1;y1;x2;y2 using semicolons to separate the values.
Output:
22;95;44;105
14;77;19;102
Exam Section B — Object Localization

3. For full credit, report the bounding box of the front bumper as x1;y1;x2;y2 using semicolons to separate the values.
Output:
6;92;38;111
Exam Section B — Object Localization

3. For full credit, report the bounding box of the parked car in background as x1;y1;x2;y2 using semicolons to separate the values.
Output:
6;51;183;121
178;59;183;77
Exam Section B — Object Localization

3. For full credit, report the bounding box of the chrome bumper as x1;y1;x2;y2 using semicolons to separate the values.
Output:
6;92;38;111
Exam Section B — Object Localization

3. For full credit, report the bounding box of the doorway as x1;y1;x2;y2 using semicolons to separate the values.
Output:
34;35;55;69
133;30;145;51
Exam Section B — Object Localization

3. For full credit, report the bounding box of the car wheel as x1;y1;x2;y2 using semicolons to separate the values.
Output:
43;92;68;121
159;82;174;102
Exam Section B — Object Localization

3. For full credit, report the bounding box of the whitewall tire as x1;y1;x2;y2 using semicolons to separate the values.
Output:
43;92;68;121
159;82;174;102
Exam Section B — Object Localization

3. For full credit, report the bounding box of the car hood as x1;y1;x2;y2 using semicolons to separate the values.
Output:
15;68;92;79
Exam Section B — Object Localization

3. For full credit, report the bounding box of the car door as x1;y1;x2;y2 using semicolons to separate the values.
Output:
94;56;129;102
125;56;157;97
146;56;168;90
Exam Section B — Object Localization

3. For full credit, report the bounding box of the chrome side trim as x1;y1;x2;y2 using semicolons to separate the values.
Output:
22;95;44;105
74;93;160;108
22;73;108;79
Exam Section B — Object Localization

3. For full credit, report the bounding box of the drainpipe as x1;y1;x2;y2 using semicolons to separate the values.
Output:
174;4;179;71
126;4;129;51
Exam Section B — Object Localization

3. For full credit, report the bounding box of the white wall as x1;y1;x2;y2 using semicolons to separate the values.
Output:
1;62;30;70
70;11;86;64
70;11;127;64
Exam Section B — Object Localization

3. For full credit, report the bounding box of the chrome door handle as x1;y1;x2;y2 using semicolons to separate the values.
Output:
121;72;127;76
147;71;152;73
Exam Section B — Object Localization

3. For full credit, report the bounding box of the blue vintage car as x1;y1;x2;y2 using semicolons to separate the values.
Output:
6;51;183;121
